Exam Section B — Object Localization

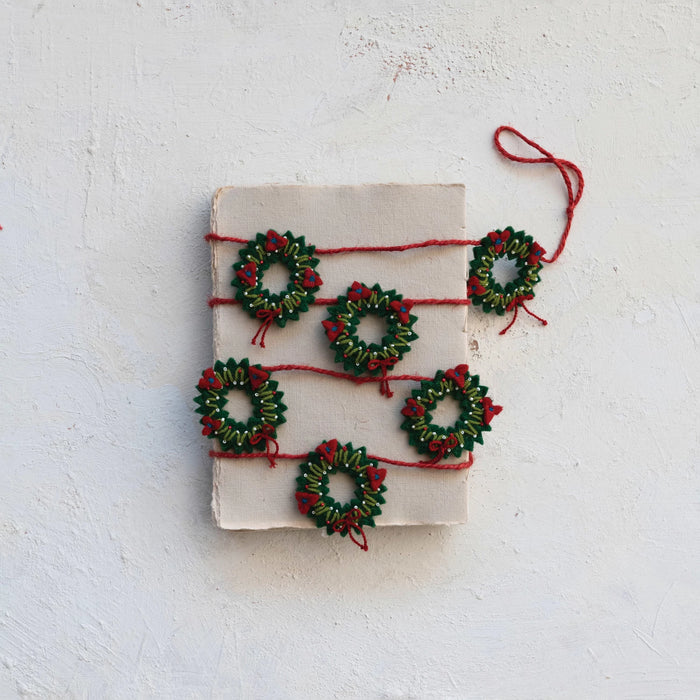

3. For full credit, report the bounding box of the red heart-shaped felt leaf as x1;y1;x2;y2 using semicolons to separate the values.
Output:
389;299;413;324
265;229;288;252
248;366;270;390
480;396;503;425
366;466;386;490
467;276;486;297
295;491;320;515
322;319;344;342
198;368;223;391
302;267;322;288
315;439;338;465
526;242;546;266
348;281;371;301
445;364;469;388
487;229;510;254
236;262;257;287
401;398;425;418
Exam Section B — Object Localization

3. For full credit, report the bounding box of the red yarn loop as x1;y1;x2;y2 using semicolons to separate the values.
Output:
367;356;399;397
248;423;280;468
332;510;369;551
251;308;281;348
494;126;584;264
499;294;548;335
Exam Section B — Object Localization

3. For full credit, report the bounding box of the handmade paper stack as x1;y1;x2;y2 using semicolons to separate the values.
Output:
208;185;470;530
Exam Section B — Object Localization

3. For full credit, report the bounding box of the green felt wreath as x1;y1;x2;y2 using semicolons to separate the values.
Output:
400;365;501;460
194;358;287;453
467;227;546;315
295;439;387;546
323;282;418;377
231;229;322;327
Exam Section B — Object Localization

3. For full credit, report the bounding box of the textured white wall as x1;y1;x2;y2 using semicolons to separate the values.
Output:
2;1;698;698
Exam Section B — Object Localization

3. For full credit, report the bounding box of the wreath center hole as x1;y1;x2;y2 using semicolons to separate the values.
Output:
429;394;463;427
260;261;292;297
326;471;358;505
223;388;254;421
355;313;388;346
490;257;520;287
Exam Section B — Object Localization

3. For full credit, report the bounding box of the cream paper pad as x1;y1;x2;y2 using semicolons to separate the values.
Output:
210;185;470;530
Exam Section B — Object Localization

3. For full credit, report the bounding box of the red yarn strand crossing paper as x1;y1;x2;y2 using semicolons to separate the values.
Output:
209;450;474;471
208;296;470;308
205;233;480;250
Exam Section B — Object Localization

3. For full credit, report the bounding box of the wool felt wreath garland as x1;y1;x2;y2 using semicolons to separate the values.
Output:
400;364;502;461
194;358;287;457
198;125;584;547
231;229;323;346
295;439;387;550
323;281;418;397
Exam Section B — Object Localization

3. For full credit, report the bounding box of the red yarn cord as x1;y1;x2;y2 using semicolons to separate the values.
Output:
209;450;474;471
520;302;548;326
498;305;520;336
499;294;548;335
204;233;480;250
494;126;584;264
263;363;432;385
209;297;470;308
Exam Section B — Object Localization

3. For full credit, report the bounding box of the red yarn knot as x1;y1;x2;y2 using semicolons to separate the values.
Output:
367;356;399;397
251;308;282;348
248;423;279;468
499;295;548;335
428;433;459;463
332;509;368;551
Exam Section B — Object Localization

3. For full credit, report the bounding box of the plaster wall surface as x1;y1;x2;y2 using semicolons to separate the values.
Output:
1;1;698;698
